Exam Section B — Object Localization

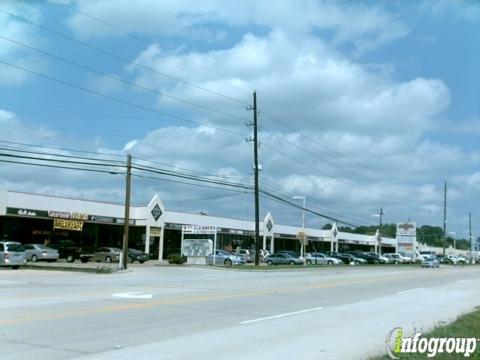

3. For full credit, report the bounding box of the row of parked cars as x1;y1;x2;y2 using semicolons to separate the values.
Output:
211;249;442;266
0;240;150;269
265;251;418;266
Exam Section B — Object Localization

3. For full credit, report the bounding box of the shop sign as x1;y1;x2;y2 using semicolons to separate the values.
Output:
48;210;88;221
150;227;162;237
182;225;217;234
53;218;84;231
164;223;184;230
115;218;136;225
86;215;135;225
181;239;213;257
396;222;416;236
89;215;114;223
218;228;254;236
6;207;48;217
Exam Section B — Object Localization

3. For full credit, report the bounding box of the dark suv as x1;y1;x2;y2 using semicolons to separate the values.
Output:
47;240;92;263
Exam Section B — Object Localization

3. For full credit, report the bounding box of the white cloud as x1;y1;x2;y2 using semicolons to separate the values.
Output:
67;0;409;51
0;1;46;86
128;30;449;141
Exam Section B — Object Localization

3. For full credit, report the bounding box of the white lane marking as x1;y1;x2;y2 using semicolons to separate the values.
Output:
112;292;152;299
240;306;323;325
397;288;425;295
456;279;473;284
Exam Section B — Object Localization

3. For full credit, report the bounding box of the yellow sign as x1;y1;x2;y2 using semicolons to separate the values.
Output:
150;227;162;237
53;218;84;231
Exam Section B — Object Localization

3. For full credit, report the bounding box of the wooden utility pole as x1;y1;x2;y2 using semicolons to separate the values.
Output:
122;154;132;270
443;181;447;255
246;91;260;266
469;212;473;264
377;208;384;255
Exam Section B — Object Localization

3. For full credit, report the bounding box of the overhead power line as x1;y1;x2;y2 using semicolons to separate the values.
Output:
0;8;250;106
0;34;249;124
260;188;358;227
0;60;248;138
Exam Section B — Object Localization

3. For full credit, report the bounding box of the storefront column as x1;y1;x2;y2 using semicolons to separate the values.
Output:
270;236;275;253
158;226;165;260
145;225;150;254
262;234;267;251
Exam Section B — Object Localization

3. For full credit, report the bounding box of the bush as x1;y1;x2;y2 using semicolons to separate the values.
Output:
168;254;187;264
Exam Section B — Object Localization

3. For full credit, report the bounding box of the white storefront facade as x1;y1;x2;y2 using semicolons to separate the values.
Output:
0;190;396;260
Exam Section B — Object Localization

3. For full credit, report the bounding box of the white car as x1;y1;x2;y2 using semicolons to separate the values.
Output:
385;253;411;264
447;255;467;265
305;252;342;265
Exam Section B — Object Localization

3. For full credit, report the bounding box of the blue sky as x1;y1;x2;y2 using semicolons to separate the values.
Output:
0;0;479;239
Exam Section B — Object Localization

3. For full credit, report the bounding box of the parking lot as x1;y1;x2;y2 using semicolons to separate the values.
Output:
1;265;480;359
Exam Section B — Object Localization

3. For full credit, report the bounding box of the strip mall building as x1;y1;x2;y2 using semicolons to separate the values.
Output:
0;190;396;260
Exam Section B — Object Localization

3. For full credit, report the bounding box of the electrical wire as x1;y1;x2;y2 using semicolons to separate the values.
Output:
0;34;250;124
0;60;248;138
0;8;250;106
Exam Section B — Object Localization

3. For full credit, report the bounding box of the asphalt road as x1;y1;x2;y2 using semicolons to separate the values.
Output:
1;264;479;360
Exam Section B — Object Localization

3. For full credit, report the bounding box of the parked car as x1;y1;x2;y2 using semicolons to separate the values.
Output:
249;249;271;263
206;250;244;266
236;249;253;263
305;252;341;265
447;255;467;265
90;247;122;263
365;252;390;264
266;253;305;265
47;239;83;263
348;252;378;264
24;244;59;262
334;253;366;264
324;251;343;261
276;250;300;258
128;248;149;263
0;241;26;269
422;256;440;268
384;253;411;264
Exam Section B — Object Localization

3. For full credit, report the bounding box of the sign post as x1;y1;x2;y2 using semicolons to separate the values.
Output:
396;222;417;260
181;225;217;265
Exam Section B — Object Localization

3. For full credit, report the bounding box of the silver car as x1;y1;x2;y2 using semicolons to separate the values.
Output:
0;241;26;269
24;244;59;262
305;252;341;265
206;250;244;266
266;253;305;265
91;247;121;263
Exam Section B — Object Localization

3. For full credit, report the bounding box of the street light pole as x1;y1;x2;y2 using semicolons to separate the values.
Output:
449;231;456;252
293;196;306;258
372;208;384;255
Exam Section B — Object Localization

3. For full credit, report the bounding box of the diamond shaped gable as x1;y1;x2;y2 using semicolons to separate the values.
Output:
151;204;162;222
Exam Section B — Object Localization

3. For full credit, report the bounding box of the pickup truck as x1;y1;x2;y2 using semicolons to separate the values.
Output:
47;240;93;263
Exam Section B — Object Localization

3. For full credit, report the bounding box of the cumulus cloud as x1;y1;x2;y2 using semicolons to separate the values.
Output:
0;1;46;86
127;30;449;140
67;0;409;52
0;1;477;233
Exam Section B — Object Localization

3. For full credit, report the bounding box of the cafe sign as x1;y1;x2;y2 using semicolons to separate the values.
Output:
53;218;84;231
48;211;88;221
